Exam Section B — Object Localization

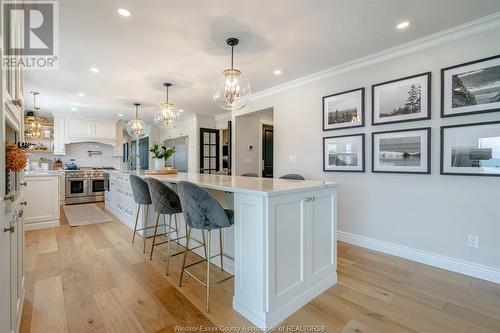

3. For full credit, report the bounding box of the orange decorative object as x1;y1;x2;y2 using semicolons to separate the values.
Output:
6;143;28;171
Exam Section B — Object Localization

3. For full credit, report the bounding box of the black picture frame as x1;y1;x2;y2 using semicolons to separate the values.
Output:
440;120;500;177
372;127;431;174
323;133;365;172
322;87;365;131
441;54;500;118
371;72;432;126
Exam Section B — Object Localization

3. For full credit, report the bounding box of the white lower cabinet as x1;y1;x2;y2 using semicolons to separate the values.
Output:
24;176;60;230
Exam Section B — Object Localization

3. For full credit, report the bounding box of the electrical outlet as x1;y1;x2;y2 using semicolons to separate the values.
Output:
467;235;479;249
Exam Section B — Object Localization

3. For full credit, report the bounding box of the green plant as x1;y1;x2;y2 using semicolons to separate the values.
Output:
149;144;175;160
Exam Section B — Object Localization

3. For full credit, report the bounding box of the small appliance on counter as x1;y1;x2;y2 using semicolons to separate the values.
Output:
65;159;78;170
53;158;64;170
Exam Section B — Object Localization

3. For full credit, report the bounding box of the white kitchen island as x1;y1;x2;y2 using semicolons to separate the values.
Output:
105;171;338;330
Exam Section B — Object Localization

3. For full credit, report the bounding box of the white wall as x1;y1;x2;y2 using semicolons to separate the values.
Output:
242;27;500;272
235;109;274;176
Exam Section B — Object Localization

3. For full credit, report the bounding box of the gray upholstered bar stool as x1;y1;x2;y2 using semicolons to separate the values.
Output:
279;173;305;180
177;180;234;312
145;177;206;274
129;175;153;253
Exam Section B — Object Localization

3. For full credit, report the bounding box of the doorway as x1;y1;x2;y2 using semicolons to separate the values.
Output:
262;124;274;178
199;128;220;174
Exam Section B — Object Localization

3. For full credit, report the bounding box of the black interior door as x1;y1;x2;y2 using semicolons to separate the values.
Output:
200;128;220;174
262;124;274;178
227;121;232;175
139;137;150;170
130;140;137;170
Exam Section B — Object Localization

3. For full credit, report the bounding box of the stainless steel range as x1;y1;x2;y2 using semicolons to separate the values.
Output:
65;168;113;204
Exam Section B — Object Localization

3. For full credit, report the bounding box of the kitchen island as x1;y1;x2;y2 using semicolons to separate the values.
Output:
105;171;338;330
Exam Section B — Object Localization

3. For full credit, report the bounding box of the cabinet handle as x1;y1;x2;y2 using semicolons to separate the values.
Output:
4;194;15;202
20;181;27;186
21;201;27;206
13;98;23;107
4;226;14;233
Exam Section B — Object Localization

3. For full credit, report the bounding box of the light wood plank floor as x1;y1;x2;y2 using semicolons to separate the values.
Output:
20;204;500;332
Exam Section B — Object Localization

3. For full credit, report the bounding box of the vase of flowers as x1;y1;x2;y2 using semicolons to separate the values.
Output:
149;144;175;170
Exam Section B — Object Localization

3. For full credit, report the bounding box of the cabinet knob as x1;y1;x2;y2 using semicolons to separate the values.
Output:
20;181;27;186
4;194;15;202
21;201;27;206
4;226;15;233
13;98;23;107
18;210;24;217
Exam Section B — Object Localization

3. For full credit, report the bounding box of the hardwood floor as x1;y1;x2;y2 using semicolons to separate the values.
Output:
21;204;500;332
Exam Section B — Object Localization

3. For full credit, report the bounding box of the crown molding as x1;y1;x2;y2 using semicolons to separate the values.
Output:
251;12;500;101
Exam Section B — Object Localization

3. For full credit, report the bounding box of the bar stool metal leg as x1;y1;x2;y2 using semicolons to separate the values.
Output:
206;230;211;312
166;214;173;275
132;204;141;243
179;227;192;287
143;205;149;253
149;213;161;260
219;229;224;271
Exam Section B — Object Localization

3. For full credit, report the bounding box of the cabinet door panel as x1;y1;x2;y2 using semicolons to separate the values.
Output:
94;122;116;140
65;119;92;138
310;190;336;285
24;177;60;224
269;193;307;308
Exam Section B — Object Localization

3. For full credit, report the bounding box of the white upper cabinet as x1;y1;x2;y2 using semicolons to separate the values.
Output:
64;118;117;142
65;119;93;139
94;122;117;140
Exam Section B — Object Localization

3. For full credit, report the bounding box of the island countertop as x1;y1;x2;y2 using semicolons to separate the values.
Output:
107;170;337;196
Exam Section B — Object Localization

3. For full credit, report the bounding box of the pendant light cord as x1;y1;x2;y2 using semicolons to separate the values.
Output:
231;45;234;70
135;104;138;119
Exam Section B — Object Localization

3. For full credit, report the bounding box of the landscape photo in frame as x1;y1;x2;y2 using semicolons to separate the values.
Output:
372;128;431;174
441;121;500;176
322;88;364;130
323;134;365;172
372;72;431;125
441;54;500;117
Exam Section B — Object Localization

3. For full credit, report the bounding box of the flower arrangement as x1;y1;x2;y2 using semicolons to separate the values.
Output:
149;144;175;160
6;143;28;171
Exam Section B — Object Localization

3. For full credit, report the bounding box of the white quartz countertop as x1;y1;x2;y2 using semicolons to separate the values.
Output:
23;170;65;177
109;171;337;196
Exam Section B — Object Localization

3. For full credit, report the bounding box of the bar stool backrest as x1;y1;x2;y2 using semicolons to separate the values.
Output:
279;174;305;180
129;175;152;205
144;177;182;215
177;181;231;230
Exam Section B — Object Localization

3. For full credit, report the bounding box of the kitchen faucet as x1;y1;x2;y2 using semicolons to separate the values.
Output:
128;153;141;171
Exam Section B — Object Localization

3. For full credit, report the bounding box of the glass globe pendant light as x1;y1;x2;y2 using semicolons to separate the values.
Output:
126;103;146;137
154;82;181;128
26;91;42;138
213;37;251;111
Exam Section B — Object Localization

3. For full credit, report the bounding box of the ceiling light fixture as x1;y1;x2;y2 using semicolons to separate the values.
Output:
117;113;123;117
397;21;410;29
213;37;251;111
273;69;282;75
90;67;100;73
117;8;131;17
26;91;42;138
154;82;181;128
126;103;146;137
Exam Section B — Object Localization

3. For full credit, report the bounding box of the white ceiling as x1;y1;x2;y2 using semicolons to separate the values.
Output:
24;0;500;122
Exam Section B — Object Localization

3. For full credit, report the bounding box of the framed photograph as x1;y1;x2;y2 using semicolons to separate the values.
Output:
323;134;365;172
441;121;500;176
372;128;431;174
322;88;364;130
441;54;500;117
372;72;431;125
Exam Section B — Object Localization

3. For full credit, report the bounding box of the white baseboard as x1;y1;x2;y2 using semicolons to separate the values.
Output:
24;220;60;231
338;231;500;284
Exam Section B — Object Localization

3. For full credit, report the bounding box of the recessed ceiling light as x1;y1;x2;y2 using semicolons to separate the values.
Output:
179;109;184;112
273;69;282;76
117;8;131;17
117;113;123;117
397;21;410;29
77;92;85;97
71;107;77;111
90;67;100;73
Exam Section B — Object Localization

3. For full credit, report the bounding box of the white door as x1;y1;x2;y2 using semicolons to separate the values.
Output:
65;119;93;139
94;122;116;140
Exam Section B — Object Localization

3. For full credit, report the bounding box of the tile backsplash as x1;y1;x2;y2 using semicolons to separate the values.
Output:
29;142;121;169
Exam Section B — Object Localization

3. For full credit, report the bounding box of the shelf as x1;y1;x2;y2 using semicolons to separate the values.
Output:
26;150;53;153
24;137;54;141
